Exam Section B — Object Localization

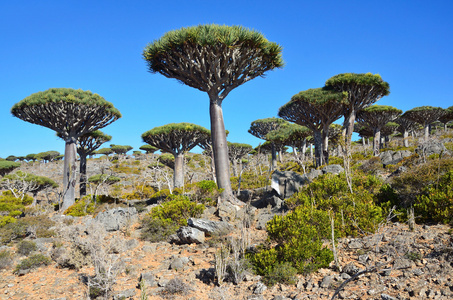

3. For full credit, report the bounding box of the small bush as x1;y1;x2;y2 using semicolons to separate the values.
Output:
17;240;37;256
192;180;222;206
0;249;14;270
249;206;334;276
149;195;204;226
14;253;51;273
0;216;17;227
139;216;179;242
0;190;33;216
161;277;191;297
0;215;55;245
262;262;297;286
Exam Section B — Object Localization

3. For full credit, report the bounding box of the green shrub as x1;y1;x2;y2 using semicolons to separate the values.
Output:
149;195;205;226
14;254;50;273
0;249;14;270
249;206;334;276
262;262;297;286
192;180;222;206
17;240;37;256
231;172;270;190
0;190;33;215
413;170;453;224
64;197;96;217
285;173;384;237
139;216;179;242
0;215;55;245
0;216;17;227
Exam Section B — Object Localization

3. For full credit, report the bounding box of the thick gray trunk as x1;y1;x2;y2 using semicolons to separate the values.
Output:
79;153;87;197
271;142;277;171
232;159;238;177
61;137;77;211
403;130;409;147
373;129;381;156
343;110;356;151
174;153;184;188
424;124;430;140
209;100;234;201
322;124;330;165
313;130;322;167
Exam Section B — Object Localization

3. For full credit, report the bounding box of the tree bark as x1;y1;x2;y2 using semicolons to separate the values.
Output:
424;123;430;140
373;129;381;156
209;99;235;202
79;153;87;197
313;130;323;167
322;124;330;165
173;153;184;188
271;142;277;171
231;159;238;177
61;137;77;211
403;130;409;147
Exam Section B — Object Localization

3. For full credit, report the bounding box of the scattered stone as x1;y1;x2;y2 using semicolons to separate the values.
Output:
320;275;333;288
94;207;138;231
176;226;205;244
187;218;234;236
381;294;398;300
113;288;136;300
271;170;309;198
322;164;344;175
169;256;190;271
343;263;360;276
139;272;157;288
252;282;267;294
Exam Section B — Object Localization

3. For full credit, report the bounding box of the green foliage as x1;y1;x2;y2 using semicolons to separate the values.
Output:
231;172;270;190
414;170;453;224
249;205;333;276
0;249;14;270
0;190;33;216
143;24;283;73
139;216;179;242
11;88;121;118
286;173;384;237
0;160;21;176
17;240;37;256
35;151;60;162
0;216;17;227
64;195;118;217
192;180;223;206
149;195;205;226
122;184;156;200
262;261;298;287
88;174;121;184
325;73;390;98
0;215;55;245
14;253;51;273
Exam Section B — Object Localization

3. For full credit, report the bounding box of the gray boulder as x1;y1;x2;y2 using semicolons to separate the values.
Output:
271;170;309;199
322;164;344;175
176;226;205;244
187;218;233;236
416;141;449;157
307;169;323;181
94;207;138;231
380;150;412;166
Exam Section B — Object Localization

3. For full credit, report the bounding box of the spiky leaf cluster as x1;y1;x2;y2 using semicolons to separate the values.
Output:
394;117;419;133
325;73;390;112
248;117;288;140
438;106;453;124
142;123;210;155
0;161;21;177
77;131;112;156
143;24;284;100
227;142;252;161
11;88;121;140
279;87;346;131
110;145;133;155
356;105;402;129
139;145;159;154
265;124;310;148
402;106;446;126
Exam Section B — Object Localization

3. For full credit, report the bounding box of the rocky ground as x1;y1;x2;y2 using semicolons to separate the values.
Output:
0;205;452;300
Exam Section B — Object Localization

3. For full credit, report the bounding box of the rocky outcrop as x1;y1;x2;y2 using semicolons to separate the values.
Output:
380;150;412;166
94;207;138;231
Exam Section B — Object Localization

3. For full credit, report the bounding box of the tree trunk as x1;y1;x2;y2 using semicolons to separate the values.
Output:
209;99;235;202
424;123;430;140
403;130;409;147
343;109;356;152
232;159;238;177
79;153;88;197
174;152;184;188
313;130;322;167
322;124;330;165
373;129;381;156
61;137;77;212
271;142;277;171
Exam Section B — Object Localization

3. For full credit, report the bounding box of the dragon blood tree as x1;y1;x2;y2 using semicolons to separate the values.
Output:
279;87;346;166
143;24;283;203
402;106;446;140
325;73;390;152
356;105;402;156
142;123;210;188
227;142;253;177
248;117;288;170
77;131;112;197
11;88;121;211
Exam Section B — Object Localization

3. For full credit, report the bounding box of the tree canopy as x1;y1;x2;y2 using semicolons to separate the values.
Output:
139;145;159;154
0;160;21;177
11;88;121;211
143;24;283;203
402;106;445;139
142;123;210;188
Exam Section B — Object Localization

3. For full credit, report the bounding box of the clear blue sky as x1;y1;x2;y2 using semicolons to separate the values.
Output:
1;0;452;158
